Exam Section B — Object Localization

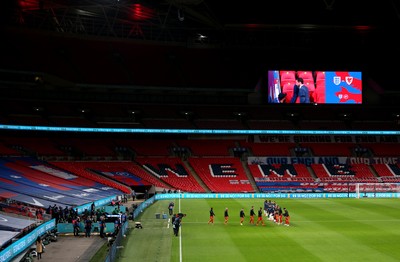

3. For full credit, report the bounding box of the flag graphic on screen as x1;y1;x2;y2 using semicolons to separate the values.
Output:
268;70;281;103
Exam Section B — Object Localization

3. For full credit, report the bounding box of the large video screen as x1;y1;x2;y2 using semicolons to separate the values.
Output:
267;70;362;104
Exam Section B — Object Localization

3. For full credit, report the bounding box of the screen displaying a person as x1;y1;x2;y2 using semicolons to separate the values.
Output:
291;77;310;103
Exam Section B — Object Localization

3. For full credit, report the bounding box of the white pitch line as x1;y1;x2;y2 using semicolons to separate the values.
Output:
173;219;400;225
178;196;182;262
294;219;400;223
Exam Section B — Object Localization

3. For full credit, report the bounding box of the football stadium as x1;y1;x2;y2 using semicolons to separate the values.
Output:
1;1;400;262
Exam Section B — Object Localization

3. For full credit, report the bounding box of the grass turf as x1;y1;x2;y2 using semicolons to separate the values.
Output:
117;198;400;262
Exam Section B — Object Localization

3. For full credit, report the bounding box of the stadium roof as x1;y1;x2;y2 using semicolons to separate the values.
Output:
3;0;400;44
1;0;400;123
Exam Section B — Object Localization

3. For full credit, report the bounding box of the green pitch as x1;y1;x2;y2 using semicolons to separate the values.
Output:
117;198;400;262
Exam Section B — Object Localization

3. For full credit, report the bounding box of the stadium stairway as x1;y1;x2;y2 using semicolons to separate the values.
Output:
307;166;318;180
182;159;211;192
368;165;381;179
132;159;171;189
241;159;259;192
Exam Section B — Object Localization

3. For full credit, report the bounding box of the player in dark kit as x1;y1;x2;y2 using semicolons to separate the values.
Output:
256;207;265;226
224;208;229;225
239;208;245;225
208;207;215;224
249;206;255;224
283;207;290;226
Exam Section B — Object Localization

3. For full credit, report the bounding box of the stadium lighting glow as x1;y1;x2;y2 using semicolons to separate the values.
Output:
0;124;399;135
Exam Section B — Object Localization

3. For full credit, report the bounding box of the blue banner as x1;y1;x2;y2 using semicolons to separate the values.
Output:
155;192;400;200
0;219;56;262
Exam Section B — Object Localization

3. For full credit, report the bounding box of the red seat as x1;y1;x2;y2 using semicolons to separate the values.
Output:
280;71;296;81
297;71;314;81
314;80;326;103
282;82;295;102
315;71;325;82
